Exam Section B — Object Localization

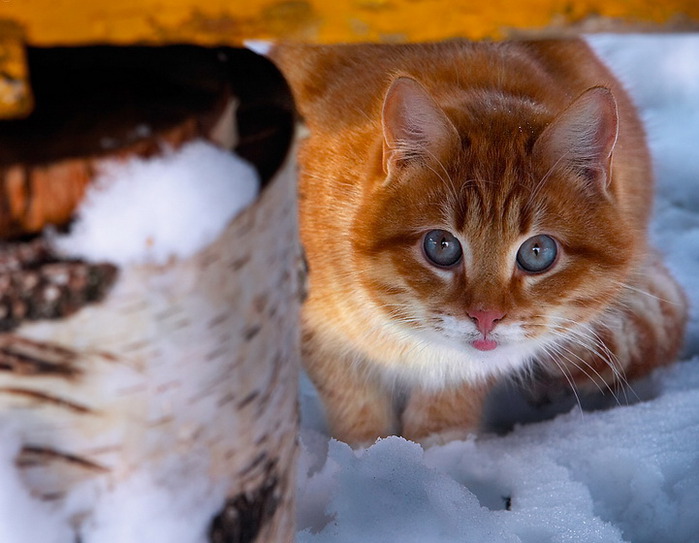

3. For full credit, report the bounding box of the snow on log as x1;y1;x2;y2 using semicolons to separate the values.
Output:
0;47;299;542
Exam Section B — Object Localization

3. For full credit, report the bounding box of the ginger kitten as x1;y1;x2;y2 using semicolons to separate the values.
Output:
272;39;688;446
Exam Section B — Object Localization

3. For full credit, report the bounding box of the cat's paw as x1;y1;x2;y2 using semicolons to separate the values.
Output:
410;428;475;449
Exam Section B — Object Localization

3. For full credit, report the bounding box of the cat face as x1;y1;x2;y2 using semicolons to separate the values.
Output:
350;77;636;384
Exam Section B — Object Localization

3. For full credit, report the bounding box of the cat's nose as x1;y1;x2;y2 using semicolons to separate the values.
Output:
467;309;505;335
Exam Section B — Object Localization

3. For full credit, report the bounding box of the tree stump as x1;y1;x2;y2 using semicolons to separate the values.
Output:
0;46;299;542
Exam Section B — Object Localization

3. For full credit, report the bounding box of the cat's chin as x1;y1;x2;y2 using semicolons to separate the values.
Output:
386;335;542;389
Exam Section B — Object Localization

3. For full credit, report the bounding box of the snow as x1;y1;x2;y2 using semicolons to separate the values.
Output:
298;361;699;543
55;140;259;266
0;432;225;543
244;40;274;56
295;34;699;543
78;458;226;543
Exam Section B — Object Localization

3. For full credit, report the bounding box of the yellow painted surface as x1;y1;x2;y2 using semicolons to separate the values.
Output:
0;21;32;119
0;0;697;118
1;0;698;46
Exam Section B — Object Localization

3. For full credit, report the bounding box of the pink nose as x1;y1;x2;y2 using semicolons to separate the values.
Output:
467;309;505;336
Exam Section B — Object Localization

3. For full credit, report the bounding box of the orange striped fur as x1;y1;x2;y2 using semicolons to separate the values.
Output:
272;40;688;446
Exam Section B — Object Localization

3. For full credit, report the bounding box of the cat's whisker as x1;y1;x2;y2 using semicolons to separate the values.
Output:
544;335;612;397
550;317;632;390
515;357;539;384
381;305;433;330
536;319;627;383
529;319;635;405
540;317;622;366
557;341;624;403
523;151;570;215
420;149;468;228
423;149;454;190
386;315;427;328
538;343;584;413
612;279;682;306
573;329;637;404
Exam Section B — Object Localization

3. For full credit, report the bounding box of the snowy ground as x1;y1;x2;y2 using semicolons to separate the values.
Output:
295;35;699;543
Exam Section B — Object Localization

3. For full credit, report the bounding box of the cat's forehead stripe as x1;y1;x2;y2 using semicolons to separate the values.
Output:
451;172;533;236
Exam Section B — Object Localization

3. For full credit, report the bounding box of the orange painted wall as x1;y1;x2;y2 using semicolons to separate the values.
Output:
1;0;698;46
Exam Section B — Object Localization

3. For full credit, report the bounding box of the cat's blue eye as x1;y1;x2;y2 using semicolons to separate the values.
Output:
516;235;558;273
423;230;462;268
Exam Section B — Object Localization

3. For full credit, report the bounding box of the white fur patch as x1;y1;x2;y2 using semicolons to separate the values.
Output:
370;313;545;389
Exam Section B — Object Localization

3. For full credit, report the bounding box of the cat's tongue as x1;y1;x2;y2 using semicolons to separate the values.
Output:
472;339;498;351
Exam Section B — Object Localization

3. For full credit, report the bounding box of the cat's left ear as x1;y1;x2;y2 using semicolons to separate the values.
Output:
533;86;618;192
382;76;460;177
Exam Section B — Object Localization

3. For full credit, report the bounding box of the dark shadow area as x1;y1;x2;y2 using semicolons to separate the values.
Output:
0;45;295;187
481;365;663;435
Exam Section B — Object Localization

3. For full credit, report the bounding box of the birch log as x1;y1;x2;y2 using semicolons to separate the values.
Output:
0;148;300;539
0;47;300;542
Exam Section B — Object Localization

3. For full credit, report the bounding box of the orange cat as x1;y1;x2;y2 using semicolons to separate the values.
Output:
272;39;688;446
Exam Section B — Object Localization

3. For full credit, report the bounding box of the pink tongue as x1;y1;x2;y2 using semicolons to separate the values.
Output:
472;339;498;351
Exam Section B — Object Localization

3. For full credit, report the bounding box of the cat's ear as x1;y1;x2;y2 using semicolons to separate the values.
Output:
382;76;460;176
533;86;618;191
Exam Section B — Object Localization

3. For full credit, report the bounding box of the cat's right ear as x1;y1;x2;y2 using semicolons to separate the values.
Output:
381;77;460;177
